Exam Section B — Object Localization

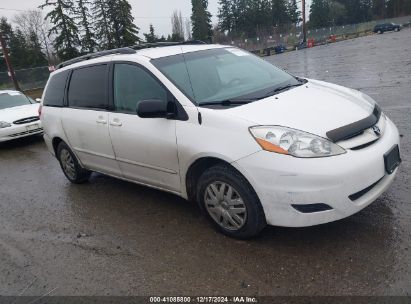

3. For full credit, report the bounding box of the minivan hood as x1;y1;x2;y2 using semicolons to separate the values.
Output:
226;79;375;138
0;104;40;123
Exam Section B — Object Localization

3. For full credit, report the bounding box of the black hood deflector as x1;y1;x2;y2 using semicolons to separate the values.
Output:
326;105;382;142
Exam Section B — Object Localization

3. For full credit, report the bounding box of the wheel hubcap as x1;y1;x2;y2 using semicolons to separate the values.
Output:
60;149;76;179
204;182;247;231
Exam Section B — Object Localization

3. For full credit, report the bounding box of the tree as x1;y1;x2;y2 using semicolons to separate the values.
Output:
272;0;291;27
217;0;233;32
92;0;114;50
13;10;53;62
26;30;48;67
76;0;96;53
109;0;140;47
143;24;158;43
185;19;193;40
338;0;372;23
329;1;347;25
287;0;300;25
309;0;330;27
40;0;80;61
0;18;15;72
191;0;213;42
171;10;185;41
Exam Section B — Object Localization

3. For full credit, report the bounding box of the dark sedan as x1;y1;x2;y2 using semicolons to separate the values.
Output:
374;23;401;34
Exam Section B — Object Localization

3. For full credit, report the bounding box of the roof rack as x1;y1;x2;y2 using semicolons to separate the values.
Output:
56;47;135;69
130;40;207;50
56;40;208;70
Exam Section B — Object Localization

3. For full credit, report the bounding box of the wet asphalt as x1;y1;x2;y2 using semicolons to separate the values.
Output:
0;29;410;296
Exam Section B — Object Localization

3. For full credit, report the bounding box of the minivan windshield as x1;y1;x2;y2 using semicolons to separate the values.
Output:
0;92;33;110
152;48;301;106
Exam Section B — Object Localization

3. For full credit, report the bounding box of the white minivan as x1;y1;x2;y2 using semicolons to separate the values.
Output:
41;43;401;238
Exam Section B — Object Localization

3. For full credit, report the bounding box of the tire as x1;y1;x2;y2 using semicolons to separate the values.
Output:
378;30;382;34
57;142;91;184
197;164;266;239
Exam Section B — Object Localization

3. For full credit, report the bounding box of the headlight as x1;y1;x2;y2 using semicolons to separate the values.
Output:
0;121;12;129
249;126;346;158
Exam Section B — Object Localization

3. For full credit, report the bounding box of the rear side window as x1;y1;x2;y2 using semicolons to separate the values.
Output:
68;65;108;109
43;70;69;107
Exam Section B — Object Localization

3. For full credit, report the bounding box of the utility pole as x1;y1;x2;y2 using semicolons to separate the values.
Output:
0;31;21;91
302;0;307;42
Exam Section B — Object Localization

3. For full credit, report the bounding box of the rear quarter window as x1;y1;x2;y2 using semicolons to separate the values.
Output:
43;70;70;107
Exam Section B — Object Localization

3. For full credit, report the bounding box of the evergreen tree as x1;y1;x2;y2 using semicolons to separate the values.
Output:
329;1;347;25
143;24;158;43
9;29;30;69
0;18;13;70
109;0;140;47
338;0;372;23
287;0;300;24
40;0;80;61
76;0;96;53
309;0;330;27
217;0;234;32
191;0;213;42
26;30;48;67
272;0;290;27
92;0;114;50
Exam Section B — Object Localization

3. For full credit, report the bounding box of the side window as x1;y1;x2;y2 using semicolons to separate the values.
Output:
43;70;69;107
68;65;108;109
113;63;168;113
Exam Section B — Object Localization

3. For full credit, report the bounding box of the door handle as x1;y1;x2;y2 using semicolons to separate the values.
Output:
110;120;122;127
96;119;107;124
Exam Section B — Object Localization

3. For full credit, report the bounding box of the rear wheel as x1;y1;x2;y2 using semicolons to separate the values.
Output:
197;164;266;239
394;28;399;32
57;142;91;184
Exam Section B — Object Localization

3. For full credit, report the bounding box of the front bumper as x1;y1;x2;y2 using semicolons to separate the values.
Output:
0;121;43;142
232;118;400;227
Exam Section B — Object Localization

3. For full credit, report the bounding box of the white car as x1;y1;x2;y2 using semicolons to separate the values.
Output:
0;90;43;142
40;43;401;238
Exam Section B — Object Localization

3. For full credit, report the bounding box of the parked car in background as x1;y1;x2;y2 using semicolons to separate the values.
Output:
0;90;42;142
41;43;401;239
374;23;401;34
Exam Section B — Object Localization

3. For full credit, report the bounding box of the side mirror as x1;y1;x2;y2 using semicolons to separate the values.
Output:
136;99;175;119
35;98;41;103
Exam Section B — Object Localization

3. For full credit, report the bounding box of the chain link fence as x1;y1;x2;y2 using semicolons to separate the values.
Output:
0;66;51;92
215;15;411;55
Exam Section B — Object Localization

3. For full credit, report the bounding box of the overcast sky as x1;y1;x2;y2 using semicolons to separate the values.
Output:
0;0;309;38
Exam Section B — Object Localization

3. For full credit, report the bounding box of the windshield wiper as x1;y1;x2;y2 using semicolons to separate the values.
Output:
261;82;304;99
199;98;257;107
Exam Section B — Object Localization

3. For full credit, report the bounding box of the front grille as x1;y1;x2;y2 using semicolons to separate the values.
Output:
13;116;40;125
8;128;43;138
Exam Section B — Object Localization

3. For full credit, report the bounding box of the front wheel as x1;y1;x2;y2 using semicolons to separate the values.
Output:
57;142;91;184
197;165;266;239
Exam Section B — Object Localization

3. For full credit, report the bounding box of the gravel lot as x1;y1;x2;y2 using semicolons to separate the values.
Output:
0;29;410;296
